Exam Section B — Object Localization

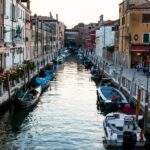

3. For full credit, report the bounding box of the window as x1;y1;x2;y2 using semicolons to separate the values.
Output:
3;27;6;40
143;33;150;43
0;26;2;41
122;17;125;25
3;0;6;16
112;27;116;31
119;7;121;13
142;14;150;23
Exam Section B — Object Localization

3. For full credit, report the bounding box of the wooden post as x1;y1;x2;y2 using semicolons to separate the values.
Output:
136;88;141;122
118;67;123;90
0;82;3;96
144;65;149;135
23;65;26;91
144;91;149;135
6;72;11;101
129;70;136;102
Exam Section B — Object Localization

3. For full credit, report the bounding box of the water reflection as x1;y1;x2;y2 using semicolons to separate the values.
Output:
0;56;106;149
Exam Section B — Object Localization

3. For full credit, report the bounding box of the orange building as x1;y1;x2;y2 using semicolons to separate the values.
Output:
119;0;150;68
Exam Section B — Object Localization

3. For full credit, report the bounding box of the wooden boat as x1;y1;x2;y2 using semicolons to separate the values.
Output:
103;112;146;149
15;86;42;109
35;77;49;92
35;68;54;91
97;86;128;112
45;66;57;76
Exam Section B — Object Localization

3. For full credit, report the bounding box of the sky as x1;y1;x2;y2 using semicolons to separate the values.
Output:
30;0;123;29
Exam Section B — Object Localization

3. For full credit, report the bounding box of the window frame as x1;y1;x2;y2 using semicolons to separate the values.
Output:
143;33;150;43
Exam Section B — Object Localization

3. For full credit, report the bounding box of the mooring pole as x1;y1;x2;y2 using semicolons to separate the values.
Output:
136;88;141;122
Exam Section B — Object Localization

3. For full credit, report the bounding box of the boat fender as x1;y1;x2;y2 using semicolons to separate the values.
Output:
140;129;144;142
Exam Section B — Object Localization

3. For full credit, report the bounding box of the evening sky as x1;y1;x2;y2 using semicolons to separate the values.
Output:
31;0;122;28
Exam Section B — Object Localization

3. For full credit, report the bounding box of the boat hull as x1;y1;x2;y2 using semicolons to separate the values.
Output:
14;86;41;109
103;113;146;149
97;86;128;112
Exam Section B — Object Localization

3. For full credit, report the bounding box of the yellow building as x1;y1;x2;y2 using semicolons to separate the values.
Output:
119;0;150;68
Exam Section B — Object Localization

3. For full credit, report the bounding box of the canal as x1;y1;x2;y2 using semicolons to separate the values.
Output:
0;56;105;149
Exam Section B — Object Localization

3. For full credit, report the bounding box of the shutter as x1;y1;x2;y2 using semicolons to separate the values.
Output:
0;1;3;15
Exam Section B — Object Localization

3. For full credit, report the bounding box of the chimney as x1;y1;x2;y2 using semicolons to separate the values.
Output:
27;0;30;10
50;12;53;19
56;14;58;21
100;15;103;23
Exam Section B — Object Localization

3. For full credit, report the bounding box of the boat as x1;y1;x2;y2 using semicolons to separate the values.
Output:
45;66;57;76
35;76;49;91
103;112;146;149
56;56;64;64
35;68;54;91
97;86;128;112
15;86;42;109
84;59;93;69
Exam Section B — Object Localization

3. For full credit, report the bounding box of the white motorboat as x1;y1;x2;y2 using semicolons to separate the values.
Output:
103;112;146;149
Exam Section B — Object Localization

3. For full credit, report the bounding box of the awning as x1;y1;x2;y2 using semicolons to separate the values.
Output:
131;45;150;52
0;47;9;54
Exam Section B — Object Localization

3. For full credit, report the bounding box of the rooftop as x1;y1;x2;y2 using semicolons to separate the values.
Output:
130;2;150;9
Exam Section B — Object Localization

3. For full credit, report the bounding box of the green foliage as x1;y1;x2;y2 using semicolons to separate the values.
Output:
45;63;53;70
0;77;3;84
106;46;115;53
10;71;18;80
23;61;36;70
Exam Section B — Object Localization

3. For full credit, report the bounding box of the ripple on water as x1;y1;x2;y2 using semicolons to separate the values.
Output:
0;57;106;150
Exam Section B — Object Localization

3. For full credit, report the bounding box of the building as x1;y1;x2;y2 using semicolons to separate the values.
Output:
64;29;78;50
58;21;65;51
84;23;99;52
119;0;150;68
3;0;27;70
0;0;5;72
31;13;64;61
35;14;63;55
22;0;32;61
95;20;115;60
73;23;85;48
0;0;3;46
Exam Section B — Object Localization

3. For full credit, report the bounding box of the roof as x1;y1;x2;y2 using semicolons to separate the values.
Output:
65;29;78;32
130;2;150;9
31;16;58;23
101;20;115;26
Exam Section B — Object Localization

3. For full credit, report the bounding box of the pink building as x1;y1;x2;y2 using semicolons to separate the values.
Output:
0;0;5;72
84;23;99;52
21;0;31;60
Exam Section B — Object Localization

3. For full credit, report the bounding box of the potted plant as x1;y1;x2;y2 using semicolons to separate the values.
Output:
10;70;18;86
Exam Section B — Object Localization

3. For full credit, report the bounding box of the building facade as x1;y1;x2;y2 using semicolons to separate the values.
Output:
0;0;4;72
119;0;150;68
23;0;32;61
73;23;85;48
64;29;78;50
58;21;65;51
84;23;99;52
3;0;27;70
95;20;115;59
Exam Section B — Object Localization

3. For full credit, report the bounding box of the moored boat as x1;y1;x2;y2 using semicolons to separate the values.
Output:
35;77;50;91
15;86;42;109
103;112;146;149
97;86;128;112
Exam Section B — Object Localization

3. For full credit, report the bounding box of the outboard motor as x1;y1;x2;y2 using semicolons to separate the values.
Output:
123;131;136;149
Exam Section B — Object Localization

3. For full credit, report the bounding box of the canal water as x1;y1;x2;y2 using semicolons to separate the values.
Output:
0;56;105;149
